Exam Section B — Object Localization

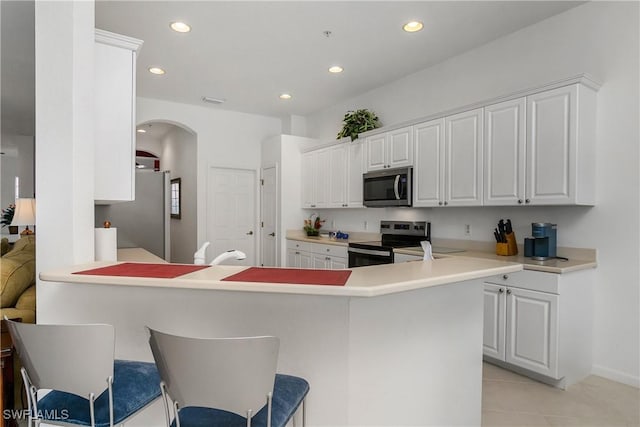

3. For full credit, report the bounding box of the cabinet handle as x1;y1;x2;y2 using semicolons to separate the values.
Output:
444;201;448;206
325;256;331;261
438;201;443;206
268;232;275;237
311;204;316;208
506;289;512;295
499;288;504;293
503;274;509;280
525;199;531;204
518;199;523;204
295;251;300;255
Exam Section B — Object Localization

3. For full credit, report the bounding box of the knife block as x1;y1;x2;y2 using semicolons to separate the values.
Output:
496;232;518;256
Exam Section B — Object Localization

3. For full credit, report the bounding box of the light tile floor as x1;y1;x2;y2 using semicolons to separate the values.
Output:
482;362;640;427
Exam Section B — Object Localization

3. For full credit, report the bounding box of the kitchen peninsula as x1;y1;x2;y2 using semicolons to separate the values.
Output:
39;257;522;426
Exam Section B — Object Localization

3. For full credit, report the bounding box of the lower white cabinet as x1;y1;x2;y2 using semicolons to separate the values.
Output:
483;269;592;388
286;240;347;269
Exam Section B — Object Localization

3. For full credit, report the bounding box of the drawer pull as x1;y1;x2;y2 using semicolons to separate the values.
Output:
503;274;509;280
506;289;512;295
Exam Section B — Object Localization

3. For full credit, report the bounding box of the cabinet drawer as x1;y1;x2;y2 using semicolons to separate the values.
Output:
484;270;559;294
311;243;348;258
286;240;311;253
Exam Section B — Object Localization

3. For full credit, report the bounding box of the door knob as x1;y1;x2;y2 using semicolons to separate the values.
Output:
246;231;253;235
268;232;275;237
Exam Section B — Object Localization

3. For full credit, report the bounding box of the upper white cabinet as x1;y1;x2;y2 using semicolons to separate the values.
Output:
414;109;483;207
365;126;413;171
484;83;597;206
94;29;143;203
302;140;365;209
526;84;596;205
445;108;484;206
413;119;445;207
484;98;526;206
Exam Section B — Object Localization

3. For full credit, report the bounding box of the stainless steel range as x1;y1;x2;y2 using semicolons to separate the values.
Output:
348;221;431;268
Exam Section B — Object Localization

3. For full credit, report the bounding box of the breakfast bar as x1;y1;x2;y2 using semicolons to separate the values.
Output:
39;257;522;426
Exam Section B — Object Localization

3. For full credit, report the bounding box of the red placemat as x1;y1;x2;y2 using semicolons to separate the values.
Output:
73;263;210;279
222;267;351;286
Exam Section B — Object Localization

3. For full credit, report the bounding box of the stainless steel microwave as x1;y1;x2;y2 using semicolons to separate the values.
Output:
363;167;412;207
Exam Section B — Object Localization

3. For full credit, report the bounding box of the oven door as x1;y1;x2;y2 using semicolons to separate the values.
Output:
348;246;393;268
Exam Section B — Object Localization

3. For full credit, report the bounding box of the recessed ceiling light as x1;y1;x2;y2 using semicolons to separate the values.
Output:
403;20;424;33
170;21;191;33
279;93;292;100
328;65;344;74
137;129;147;133
149;67;166;75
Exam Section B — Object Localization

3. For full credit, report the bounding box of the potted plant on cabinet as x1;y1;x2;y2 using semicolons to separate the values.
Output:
336;109;381;141
303;214;325;237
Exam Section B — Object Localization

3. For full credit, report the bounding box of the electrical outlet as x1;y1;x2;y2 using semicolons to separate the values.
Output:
331;220;335;229
464;224;471;236
364;221;368;230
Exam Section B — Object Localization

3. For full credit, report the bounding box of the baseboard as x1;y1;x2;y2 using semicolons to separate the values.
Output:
591;364;640;388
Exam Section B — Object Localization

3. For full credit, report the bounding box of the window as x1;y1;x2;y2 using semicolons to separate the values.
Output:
170;178;181;219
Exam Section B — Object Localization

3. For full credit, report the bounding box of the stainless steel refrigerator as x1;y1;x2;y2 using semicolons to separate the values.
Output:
95;170;170;260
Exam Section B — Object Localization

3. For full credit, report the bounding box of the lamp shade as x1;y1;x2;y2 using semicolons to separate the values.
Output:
11;198;36;226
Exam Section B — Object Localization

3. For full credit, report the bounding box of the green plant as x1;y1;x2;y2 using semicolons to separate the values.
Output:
336;109;381;141
1;204;15;228
303;214;325;235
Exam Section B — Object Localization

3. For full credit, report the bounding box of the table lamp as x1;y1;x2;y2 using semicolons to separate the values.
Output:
11;198;36;236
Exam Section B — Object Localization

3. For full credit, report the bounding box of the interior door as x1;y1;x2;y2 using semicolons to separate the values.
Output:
260;166;277;266
207;167;256;266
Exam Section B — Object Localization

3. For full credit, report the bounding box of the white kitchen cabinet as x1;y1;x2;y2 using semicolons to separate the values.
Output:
414;110;482;208
445;108;483;206
301;148;330;208
483;98;526;206
483;269;592;388
526;84;596;205
365;126;413;171
286;240;347;269
346;141;365;207
286;240;312;268
484;83;597;206
94;29;143;203
413;119;445;207
302;140;365;209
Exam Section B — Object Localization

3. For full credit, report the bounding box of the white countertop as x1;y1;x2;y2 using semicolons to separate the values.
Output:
286;231;596;274
40;256;522;298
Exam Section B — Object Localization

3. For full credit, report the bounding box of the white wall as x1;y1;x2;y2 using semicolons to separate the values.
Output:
161;126;197;263
305;2;640;386
0;135;34;210
136;97;282;252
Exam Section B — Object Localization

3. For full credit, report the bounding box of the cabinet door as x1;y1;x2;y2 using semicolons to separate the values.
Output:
484;98;526;206
94;39;137;202
445;108;483;206
365;134;387;171
387;126;414;169
346;141;365;207
328;145;348;208
299;251;312;269
329;256;348;269
526;85;577;205
301;151;316;208
483;283;506;360
506;287;559;379
286;248;299;268
413;119;445;207
312;253;330;269
315;148;331;207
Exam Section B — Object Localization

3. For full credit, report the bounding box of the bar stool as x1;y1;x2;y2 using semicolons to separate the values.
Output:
147;328;309;427
5;319;161;427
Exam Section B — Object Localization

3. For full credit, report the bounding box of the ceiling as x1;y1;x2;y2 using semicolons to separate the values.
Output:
96;1;583;119
1;1;584;142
